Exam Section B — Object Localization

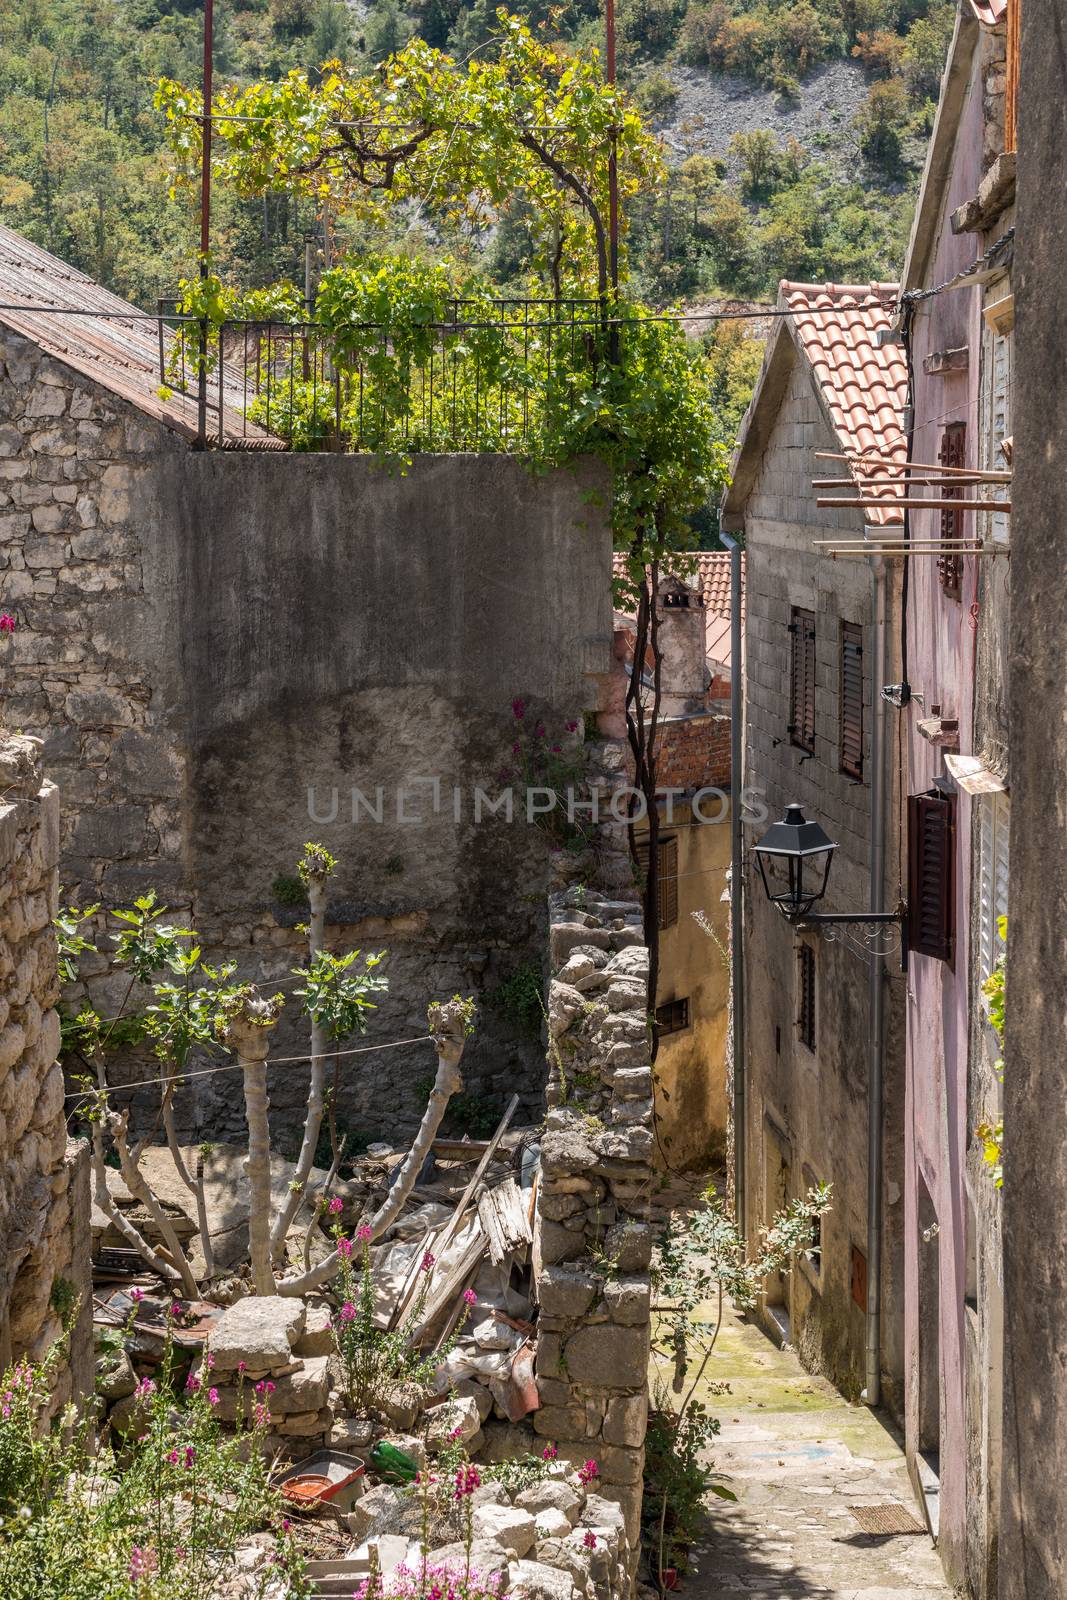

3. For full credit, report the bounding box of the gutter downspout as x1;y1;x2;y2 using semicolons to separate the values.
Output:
864;535;889;1408
721;530;745;1238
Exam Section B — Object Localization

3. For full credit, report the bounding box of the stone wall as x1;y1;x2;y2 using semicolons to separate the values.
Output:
531;833;655;1559
0;733;91;1395
0;324;614;1146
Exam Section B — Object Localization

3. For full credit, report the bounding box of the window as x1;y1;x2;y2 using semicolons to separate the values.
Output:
635;835;678;930
938;423;967;599
978;792;1009;989
797;944;816;1051
839;620;864;779
908;788;957;963
788;607;816;753
655;997;689;1036
982;318;1013;546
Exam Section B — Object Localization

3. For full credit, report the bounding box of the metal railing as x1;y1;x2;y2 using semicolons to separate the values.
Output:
157;297;606;452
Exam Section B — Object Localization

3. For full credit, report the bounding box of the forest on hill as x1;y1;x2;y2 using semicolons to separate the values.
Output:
0;0;953;310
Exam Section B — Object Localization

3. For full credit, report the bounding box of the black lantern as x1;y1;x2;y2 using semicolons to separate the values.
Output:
753;804;837;920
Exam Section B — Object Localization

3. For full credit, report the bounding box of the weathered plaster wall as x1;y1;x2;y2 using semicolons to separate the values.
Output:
1000;5;1067;1592
902;28;986;1584
0;734;91;1396
740;347;906;1413
0;323;613;1144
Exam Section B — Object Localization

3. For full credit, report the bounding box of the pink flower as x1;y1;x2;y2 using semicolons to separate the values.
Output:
566;720;578;733
583;1531;597;1550
356;1223;373;1243
128;1545;158;1583
338;1236;354;1258
454;1464;481;1500
167;1449;180;1466
184;1446;196;1468
339;1302;357;1323
328;1196;344;1214
421;1250;436;1273
0;614;16;634
253;1401;271;1428
577;1459;599;1484
542;1443;558;1461
206;1351;215;1370
463;1288;477;1307
185;1373;200;1393
551;744;562;754
134;1378;155;1400
535;722;546;738
208;1387;220;1407
237;1360;247;1375
255;1379;276;1396
129;1287;144;1304
512;741;521;755
512;698;526;719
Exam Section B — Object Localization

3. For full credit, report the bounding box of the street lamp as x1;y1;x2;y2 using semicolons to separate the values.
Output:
753;804;904;933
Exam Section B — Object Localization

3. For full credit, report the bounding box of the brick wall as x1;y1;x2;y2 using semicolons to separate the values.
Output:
656;711;731;794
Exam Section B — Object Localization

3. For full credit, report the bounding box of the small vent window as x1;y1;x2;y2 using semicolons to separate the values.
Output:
840;620;864;780
797;944;816;1051
908;788;957;963
789;607;816;753
655;997;690;1036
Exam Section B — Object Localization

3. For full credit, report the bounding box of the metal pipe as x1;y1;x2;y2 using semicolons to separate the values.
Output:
864;536;889;1408
721;531;746;1238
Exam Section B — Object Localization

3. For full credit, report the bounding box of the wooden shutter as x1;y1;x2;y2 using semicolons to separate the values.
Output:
789;607;816;753
840;621;864;780
797;944;816;1050
938;424;966;599
658;835;678;930
908;789;956;962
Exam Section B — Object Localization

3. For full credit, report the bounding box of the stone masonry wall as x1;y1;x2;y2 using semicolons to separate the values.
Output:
0;324;614;1148
531;809;655;1560
0;733;91;1396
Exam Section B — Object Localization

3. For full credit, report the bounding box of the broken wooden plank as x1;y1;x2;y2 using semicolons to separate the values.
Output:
477;1177;533;1266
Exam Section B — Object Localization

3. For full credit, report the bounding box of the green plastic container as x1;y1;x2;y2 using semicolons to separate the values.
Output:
370;1441;419;1484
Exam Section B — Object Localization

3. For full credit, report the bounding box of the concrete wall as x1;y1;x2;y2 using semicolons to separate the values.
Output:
739;344;906;1412
1000;4;1067;1591
901;25;988;1584
0;733;91;1396
0;323;613;1145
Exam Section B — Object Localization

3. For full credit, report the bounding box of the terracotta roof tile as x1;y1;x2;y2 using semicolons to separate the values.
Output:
779;280;909;526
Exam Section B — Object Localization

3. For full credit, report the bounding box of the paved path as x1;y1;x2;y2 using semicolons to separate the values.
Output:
664;1301;956;1599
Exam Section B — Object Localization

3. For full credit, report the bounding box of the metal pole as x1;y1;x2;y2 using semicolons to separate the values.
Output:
196;0;214;449
721;531;745;1238
606;0;619;293
864;541;889;1408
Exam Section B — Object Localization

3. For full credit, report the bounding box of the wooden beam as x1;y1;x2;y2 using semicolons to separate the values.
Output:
816;497;1010;512
814;451;1011;481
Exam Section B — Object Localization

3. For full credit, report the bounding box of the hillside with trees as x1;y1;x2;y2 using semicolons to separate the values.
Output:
0;0;953;308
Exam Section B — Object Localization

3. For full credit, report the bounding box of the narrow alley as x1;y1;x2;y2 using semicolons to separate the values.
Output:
683;1303;953;1599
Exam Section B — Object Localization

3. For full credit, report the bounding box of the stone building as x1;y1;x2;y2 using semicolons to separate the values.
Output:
0;223;613;1149
894;2;1016;1587
720;282;908;1412
0;732;91;1393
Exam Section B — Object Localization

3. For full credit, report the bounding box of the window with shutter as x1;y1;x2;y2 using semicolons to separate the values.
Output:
840;621;864;779
908;789;957;962
789;607;816;753
938;424;966;599
635;835;679;930
655;997;690;1036
978;793;1009;988
983;322;1012;545
797;944;816;1051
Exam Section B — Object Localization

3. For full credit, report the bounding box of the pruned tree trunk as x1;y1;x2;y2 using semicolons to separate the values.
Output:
162;1087;215;1280
108;1109;200;1300
222;987;285;1296
269;872;328;1262
276;997;470;1296
89;1116;180;1286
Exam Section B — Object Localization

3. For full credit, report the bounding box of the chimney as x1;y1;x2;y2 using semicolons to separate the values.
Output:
657;576;707;716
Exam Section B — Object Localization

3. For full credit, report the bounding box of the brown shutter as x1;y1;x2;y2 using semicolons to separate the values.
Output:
658;835;678;930
938;424;966;599
789;607;816;753
840;621;864;779
908;789;956;962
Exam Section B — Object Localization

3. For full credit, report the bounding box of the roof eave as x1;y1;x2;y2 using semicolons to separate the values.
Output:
720;311;797;526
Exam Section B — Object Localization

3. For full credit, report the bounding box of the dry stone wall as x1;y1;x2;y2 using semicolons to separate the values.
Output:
0;733;91;1394
532;801;655;1557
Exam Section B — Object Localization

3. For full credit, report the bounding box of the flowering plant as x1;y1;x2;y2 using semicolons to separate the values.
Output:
503;699;592;849
331;1224;475;1414
354;1561;506;1600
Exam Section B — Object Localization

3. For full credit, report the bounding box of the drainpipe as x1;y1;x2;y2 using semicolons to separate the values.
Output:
864;536;889;1408
721;531;746;1239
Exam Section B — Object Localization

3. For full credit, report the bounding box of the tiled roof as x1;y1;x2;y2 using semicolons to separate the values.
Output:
611;550;743;672
779;280;909;525
0;224;278;446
